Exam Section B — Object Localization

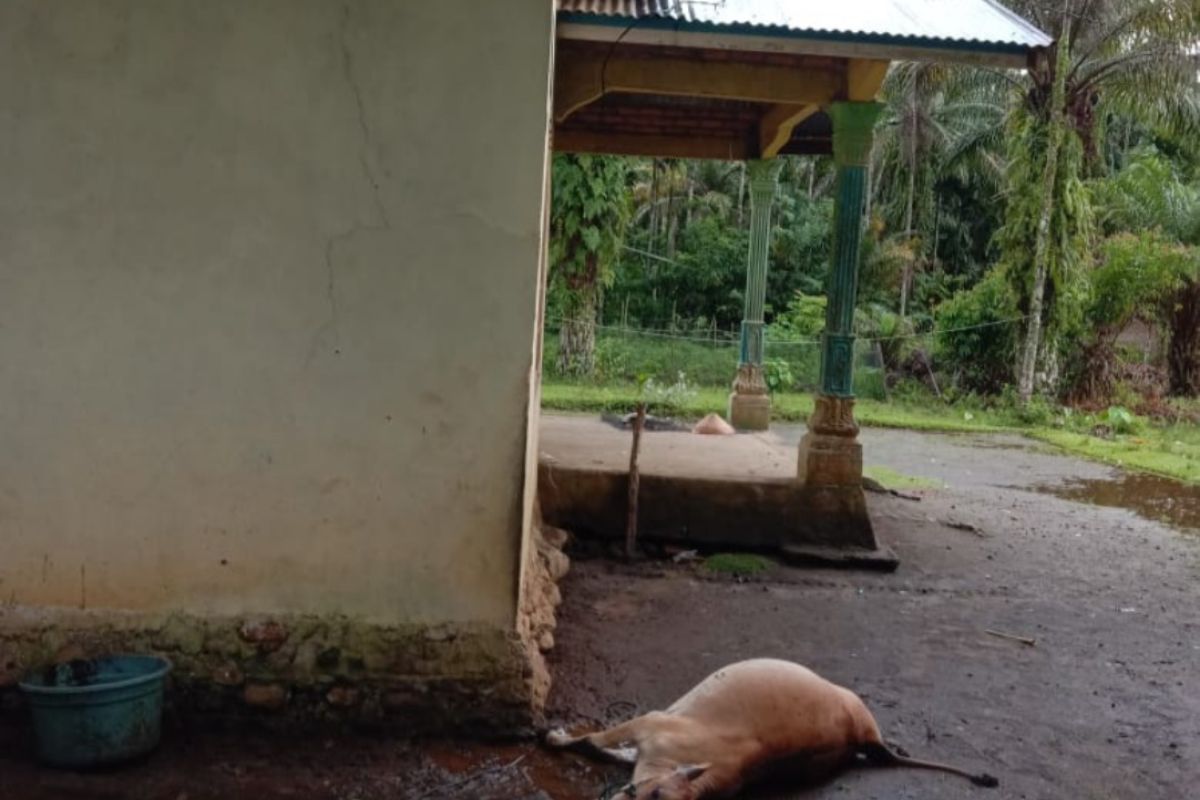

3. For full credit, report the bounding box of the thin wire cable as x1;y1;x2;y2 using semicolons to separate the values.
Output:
546;314;1032;346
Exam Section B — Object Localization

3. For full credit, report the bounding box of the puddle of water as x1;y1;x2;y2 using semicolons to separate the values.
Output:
1035;472;1200;532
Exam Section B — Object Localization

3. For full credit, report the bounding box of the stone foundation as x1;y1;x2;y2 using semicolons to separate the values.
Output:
0;521;572;735
516;507;572;714
539;463;895;569
1;610;531;734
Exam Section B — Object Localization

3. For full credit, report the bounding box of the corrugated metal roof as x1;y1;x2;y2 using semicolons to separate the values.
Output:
558;0;1051;51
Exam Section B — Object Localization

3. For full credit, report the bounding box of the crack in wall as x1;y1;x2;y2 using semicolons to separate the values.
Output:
308;1;392;365
338;0;390;231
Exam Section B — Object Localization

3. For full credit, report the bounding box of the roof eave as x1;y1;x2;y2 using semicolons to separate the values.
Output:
558;14;1050;70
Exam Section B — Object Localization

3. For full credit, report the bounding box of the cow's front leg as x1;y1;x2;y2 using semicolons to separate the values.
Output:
545;712;679;764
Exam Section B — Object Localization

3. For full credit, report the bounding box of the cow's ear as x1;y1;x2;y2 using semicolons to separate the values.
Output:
677;763;710;781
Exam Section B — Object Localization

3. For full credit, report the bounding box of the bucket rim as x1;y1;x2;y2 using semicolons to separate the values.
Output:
18;654;172;696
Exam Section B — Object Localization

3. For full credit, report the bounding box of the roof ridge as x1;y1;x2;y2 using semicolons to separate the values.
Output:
556;0;1053;50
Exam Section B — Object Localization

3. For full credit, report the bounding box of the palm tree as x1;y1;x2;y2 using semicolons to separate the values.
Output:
995;0;1200;401
871;62;1008;317
1094;146;1200;396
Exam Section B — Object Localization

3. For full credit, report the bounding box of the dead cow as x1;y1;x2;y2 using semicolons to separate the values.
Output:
546;658;997;799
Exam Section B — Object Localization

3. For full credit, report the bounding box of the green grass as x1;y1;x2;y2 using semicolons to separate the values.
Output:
542;331;889;400
1029;428;1200;485
541;380;1200;485
540;381;1010;432
863;465;945;491
702;553;774;576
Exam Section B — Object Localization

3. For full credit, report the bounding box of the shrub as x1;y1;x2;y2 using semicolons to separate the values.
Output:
770;291;827;340
640;371;698;414
935;269;1020;394
1099;405;1140;435
764;359;795;394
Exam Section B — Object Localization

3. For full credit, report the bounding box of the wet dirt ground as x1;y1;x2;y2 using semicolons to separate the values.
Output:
2;425;1198;799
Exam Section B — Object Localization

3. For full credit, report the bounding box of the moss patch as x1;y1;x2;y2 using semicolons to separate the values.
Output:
702;553;774;576
863;465;944;491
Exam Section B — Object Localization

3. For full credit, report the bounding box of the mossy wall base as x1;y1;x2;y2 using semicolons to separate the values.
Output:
1;612;538;735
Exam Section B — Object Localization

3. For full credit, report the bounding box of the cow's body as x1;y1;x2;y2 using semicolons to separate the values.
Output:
546;658;997;799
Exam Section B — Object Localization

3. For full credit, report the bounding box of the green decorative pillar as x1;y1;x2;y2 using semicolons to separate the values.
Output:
729;159;783;430
799;101;883;486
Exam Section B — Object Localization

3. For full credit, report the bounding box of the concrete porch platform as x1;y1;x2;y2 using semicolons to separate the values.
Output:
537;414;896;569
540;413;796;480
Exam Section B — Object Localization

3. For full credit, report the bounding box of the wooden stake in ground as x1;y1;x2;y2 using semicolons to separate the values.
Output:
626;402;646;560
986;628;1037;647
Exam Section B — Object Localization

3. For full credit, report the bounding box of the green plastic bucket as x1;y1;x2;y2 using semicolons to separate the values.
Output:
19;655;171;768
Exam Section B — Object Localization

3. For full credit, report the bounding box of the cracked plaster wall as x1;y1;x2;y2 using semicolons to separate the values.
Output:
0;0;555;696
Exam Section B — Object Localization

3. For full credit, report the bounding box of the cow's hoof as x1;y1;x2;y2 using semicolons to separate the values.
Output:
544;728;573;748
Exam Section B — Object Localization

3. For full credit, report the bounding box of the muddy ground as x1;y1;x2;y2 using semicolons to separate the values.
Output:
2;427;1198;799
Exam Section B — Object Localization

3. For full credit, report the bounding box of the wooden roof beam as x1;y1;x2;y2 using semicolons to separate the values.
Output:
759;104;820;159
554;129;752;160
751;59;885;159
847;59;890;101
554;50;843;124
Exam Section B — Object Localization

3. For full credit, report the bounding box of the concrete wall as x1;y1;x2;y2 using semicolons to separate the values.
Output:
0;0;553;636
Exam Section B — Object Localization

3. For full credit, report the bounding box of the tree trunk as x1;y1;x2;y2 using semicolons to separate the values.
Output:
667;172;678;259
864;158;875;228
1166;281;1200;396
685;177;694;229
932;198;941;273
649;159;660;253
557;291;598;376
899;95;919;320
736;162;747;227
1018;5;1072;405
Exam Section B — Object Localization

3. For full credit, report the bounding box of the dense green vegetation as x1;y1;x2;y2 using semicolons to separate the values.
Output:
544;1;1200;483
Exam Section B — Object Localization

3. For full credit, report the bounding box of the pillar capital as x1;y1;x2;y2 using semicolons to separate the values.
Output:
830;101;884;167
747;158;784;196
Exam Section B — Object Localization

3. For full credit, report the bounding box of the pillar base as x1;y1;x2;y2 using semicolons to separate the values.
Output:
798;433;863;487
728;392;771;431
798;395;862;487
729;363;771;431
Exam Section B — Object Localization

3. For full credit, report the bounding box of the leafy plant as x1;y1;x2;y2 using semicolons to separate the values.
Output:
763;359;795;394
1100;405;1138;435
549;154;631;376
770;292;827;340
